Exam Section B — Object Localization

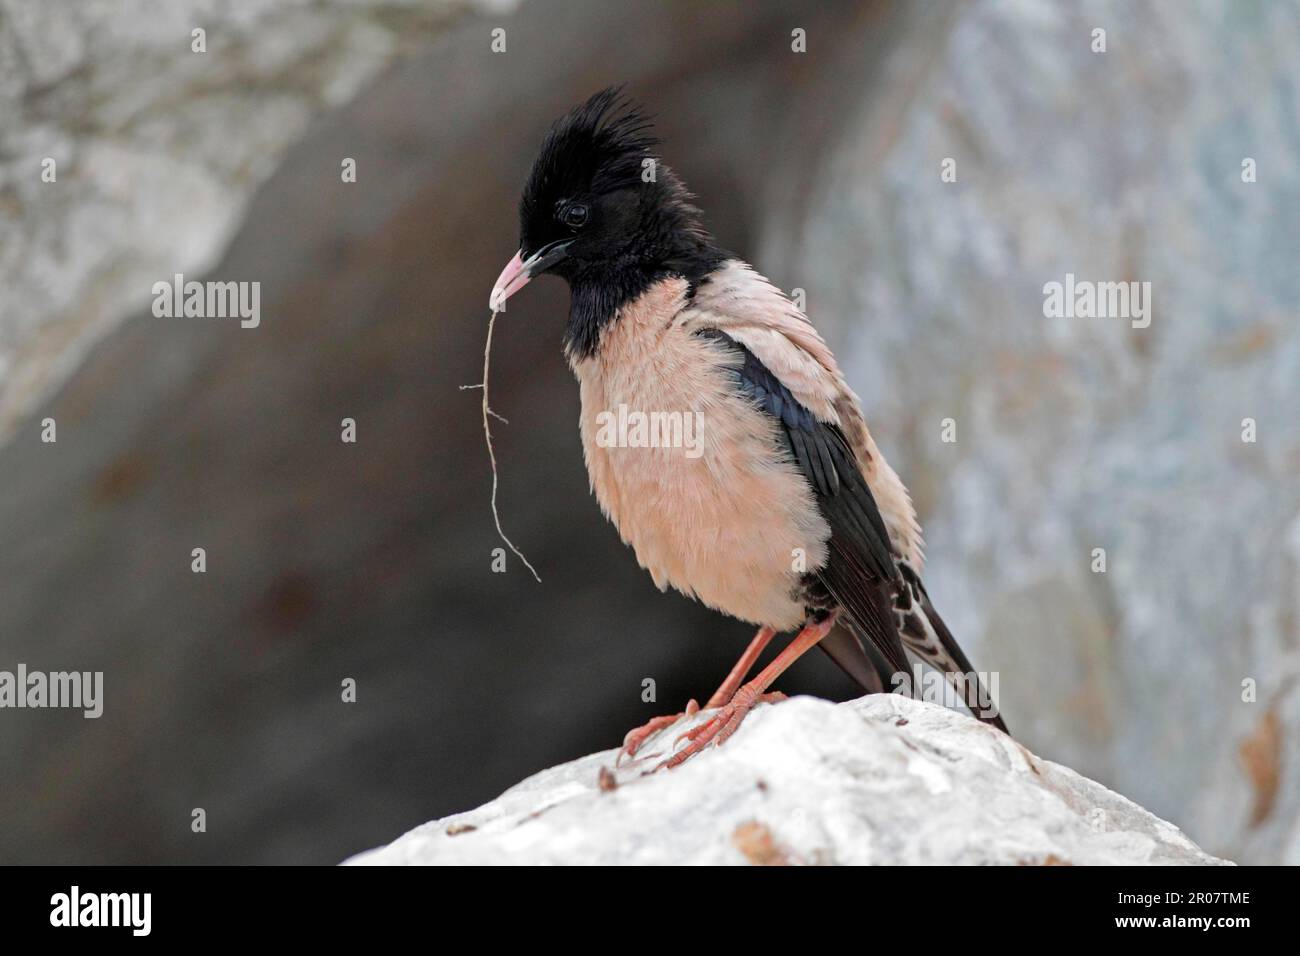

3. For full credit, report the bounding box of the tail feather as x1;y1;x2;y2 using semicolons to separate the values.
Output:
813;576;1009;735
896;565;1009;735
816;621;893;695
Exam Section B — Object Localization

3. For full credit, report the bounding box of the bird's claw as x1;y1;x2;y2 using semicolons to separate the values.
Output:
616;698;700;765
657;689;788;771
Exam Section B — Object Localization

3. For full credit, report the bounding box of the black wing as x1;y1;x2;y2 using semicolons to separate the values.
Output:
699;329;910;681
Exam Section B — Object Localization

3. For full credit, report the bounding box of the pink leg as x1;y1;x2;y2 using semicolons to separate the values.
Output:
617;625;777;763
704;626;777;708
658;613;838;771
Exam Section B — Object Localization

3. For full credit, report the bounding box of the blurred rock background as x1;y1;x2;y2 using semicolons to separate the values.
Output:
0;0;1296;864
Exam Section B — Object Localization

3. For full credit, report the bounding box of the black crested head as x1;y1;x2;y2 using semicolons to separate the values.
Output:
516;86;727;359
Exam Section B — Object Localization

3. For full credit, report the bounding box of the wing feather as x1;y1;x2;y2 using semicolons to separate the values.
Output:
699;328;909;677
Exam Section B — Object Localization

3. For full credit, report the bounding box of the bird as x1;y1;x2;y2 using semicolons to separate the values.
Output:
489;87;1008;770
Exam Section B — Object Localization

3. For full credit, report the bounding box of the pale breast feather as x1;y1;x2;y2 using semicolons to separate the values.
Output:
569;276;828;630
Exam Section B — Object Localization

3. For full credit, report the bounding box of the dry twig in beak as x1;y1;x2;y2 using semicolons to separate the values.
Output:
459;308;542;583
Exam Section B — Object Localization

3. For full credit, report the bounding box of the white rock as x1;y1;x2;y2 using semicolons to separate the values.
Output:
345;695;1229;866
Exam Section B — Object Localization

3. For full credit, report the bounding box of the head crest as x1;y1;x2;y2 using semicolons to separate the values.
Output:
520;86;657;230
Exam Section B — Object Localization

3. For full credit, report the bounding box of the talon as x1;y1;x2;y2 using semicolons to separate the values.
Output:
657;697;755;769
618;707;696;763
675;720;711;746
651;686;796;769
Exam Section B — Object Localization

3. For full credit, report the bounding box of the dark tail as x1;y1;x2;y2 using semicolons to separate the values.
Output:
817;621;894;695
915;590;1009;734
823;571;1011;736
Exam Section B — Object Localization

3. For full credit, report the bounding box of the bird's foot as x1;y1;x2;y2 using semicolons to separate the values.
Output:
655;689;787;771
616;698;700;765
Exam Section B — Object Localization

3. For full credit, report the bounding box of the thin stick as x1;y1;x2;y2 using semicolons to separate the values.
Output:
459;309;542;583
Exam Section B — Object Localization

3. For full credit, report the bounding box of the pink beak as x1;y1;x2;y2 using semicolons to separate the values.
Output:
488;239;574;312
489;250;531;312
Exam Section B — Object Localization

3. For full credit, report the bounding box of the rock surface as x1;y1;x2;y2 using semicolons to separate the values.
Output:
346;696;1228;866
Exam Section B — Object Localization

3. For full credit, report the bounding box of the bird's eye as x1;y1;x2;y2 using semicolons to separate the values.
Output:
561;202;589;229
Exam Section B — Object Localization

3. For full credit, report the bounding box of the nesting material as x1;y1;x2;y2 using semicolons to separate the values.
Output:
461;308;542;583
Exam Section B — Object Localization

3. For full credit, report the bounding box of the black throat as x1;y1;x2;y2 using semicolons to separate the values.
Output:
562;244;729;361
